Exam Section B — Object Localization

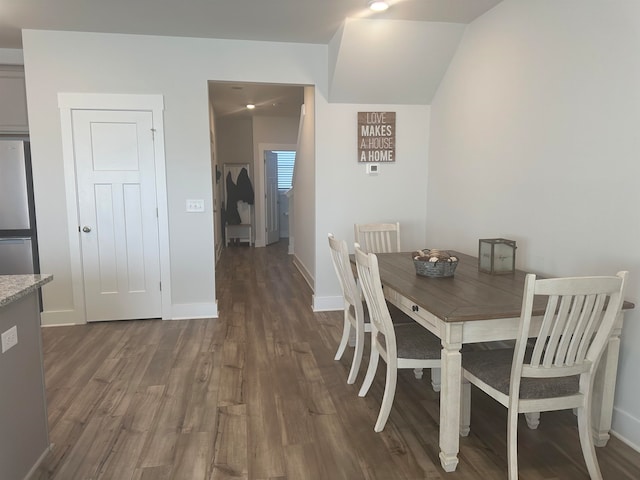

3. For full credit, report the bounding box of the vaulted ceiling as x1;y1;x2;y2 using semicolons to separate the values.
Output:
0;0;502;49
2;0;503;112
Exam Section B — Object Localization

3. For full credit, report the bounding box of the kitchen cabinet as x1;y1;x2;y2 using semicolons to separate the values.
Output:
0;274;53;480
0;65;29;134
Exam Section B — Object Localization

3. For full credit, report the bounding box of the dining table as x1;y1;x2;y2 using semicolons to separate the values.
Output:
351;250;633;472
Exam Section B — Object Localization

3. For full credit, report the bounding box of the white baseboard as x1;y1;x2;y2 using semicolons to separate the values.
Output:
292;254;314;290
312;295;344;312
40;309;84;326
40;303;219;325
169;301;218;320
612;406;640;452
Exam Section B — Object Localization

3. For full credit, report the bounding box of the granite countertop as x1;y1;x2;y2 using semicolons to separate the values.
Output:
0;274;53;308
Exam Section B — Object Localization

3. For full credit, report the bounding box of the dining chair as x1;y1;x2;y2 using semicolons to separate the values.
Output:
353;222;428;382
354;245;442;432
354;222;401;254
460;271;628;480
328;233;370;384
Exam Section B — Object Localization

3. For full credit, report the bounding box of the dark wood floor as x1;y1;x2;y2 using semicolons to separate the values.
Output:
33;240;640;479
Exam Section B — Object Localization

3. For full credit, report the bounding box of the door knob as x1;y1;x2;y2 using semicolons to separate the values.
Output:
82;226;92;233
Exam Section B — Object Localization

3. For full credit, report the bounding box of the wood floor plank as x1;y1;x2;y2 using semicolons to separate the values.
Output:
136;427;180;470
33;240;640;480
181;351;221;434
52;414;123;480
170;432;214;480
217;340;245;407
93;429;148;480
132;465;173;480
122;385;165;434
211;404;248;480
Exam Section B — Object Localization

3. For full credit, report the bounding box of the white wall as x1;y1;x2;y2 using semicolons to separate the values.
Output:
429;0;640;448
292;86;317;289
21;30;327;323
20;25;438;323
216;117;254;166
313;102;430;310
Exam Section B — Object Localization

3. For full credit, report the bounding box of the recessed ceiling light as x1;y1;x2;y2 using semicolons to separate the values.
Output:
246;104;255;110
368;0;389;12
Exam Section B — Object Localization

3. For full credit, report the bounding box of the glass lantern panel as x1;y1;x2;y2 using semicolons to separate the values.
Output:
494;242;513;272
479;241;493;271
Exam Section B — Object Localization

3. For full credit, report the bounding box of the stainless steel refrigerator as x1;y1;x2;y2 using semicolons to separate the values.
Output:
0;139;40;275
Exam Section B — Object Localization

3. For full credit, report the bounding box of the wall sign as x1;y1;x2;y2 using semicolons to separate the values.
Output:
358;111;396;163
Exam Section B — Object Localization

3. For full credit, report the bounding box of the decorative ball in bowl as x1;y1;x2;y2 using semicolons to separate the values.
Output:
412;249;459;278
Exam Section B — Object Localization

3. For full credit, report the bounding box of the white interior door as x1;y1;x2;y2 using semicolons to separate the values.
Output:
265;151;279;245
73;109;161;322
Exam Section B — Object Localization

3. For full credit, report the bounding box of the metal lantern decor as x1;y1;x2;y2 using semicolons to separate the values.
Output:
478;238;517;274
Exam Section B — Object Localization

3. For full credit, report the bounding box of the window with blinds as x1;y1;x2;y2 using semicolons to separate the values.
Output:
274;150;296;190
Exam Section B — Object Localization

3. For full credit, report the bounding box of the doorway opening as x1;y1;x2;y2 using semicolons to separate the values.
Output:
208;81;304;251
265;149;295;245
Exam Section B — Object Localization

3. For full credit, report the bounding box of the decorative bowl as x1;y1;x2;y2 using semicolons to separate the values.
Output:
412;249;458;278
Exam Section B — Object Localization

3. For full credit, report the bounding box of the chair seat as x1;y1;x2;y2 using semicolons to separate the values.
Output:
463;348;579;400
378;323;441;360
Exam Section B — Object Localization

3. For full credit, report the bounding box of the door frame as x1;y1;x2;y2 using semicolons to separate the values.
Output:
256;143;295;248
264;150;279;246
58;93;172;323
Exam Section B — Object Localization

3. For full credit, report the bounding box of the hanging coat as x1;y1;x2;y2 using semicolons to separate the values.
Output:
236;167;255;205
225;172;241;225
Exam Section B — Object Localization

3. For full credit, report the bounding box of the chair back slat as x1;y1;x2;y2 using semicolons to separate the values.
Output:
328;234;361;312
541;295;573;368
554;295;586;366
354;246;396;354
354;222;401;253
530;296;557;366
515;272;627;383
564;294;596;365
575;294;608;363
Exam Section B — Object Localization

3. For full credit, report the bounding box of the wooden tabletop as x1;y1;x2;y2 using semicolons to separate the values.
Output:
356;251;634;323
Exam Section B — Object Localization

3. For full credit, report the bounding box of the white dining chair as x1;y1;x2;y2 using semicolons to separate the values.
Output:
354;222;401;254
328;233;370;384
461;271;628;480
353;222;428;381
355;244;442;432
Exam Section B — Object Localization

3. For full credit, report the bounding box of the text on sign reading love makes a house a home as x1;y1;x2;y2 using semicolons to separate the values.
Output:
357;112;396;163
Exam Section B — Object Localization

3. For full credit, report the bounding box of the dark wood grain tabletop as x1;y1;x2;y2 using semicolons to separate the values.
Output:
354;251;634;323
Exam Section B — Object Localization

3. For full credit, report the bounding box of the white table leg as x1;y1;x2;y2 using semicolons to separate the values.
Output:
591;314;623;447
439;325;463;472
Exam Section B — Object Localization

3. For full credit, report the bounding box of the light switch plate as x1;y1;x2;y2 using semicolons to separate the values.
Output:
186;199;205;212
366;164;379;175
